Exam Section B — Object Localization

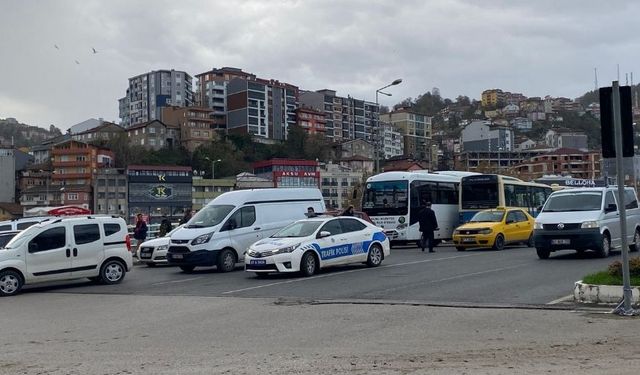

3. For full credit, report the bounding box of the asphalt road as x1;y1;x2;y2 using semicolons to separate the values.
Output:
21;243;624;305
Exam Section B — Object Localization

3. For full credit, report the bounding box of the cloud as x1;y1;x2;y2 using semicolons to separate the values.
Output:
1;0;639;130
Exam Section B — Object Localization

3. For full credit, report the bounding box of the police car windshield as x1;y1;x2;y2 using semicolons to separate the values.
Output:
543;192;602;212
272;221;323;238
470;211;504;222
186;205;234;228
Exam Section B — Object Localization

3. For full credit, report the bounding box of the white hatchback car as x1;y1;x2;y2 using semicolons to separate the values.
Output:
139;225;183;266
245;216;390;277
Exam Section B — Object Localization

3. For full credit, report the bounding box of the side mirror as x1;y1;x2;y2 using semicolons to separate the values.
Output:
28;242;39;253
606;203;617;213
317;231;331;239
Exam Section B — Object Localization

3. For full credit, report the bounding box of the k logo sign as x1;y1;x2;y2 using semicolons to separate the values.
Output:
149;185;173;199
158;174;166;181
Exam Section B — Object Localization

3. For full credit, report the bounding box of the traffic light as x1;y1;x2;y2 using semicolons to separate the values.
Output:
600;86;634;158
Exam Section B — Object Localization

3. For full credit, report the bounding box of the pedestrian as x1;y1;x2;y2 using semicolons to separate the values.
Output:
418;201;439;253
158;214;173;237
341;205;355;216
179;208;193;225
306;207;318;218
133;213;148;253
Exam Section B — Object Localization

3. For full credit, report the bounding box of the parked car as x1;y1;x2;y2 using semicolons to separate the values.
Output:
245;216;390;277
139;225;183;266
0;216;133;296
167;188;326;273
0;217;54;232
533;187;640;259
0;231;20;248
452;207;534;251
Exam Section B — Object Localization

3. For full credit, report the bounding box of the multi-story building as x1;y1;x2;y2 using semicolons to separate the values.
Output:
0;147;15;202
511;117;533;131
253;159;319;188
299;89;378;142
195;67;257;130
339;139;375;159
226;77;298;140
380;122;404;159
127;165;192;224
93;168;128;216
118;70;194;128
481;89;506;108
295;106;326;135
318;162;365;210
513;148;601;180
72;121;125;143
380;107;432;161
454;149;547;173
544;129;588;150
339;156;374;174
126;120;180;150
461;120;513;152
161;106;217;152
191;176;235;210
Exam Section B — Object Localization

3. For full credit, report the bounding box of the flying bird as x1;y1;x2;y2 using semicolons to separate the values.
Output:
75;60;80;65
54;44;59;50
92;47;97;54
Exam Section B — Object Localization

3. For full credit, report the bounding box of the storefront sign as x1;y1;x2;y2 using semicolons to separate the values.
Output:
149;185;173;199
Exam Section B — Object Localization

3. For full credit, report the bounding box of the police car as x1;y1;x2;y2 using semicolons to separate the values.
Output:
244;216;390;277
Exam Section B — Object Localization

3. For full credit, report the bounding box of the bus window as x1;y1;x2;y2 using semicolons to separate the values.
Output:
461;181;499;209
437;182;458;205
362;180;408;216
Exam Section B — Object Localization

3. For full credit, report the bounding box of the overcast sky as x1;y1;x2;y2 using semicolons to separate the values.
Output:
1;0;638;130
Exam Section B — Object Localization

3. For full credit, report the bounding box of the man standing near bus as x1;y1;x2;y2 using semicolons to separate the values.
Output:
418;201;439;253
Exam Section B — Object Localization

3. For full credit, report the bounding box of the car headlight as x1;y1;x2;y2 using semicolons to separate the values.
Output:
273;243;301;254
581;221;598;229
191;232;214;245
156;245;168;251
478;228;492;235
534;222;543;230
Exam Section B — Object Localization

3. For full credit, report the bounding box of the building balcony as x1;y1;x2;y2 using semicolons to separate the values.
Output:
52;148;92;156
52;173;91;180
53;160;92;167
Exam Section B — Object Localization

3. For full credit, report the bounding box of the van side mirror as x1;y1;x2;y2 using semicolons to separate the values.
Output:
317;231;331;239
606;203;617;213
28;242;39;253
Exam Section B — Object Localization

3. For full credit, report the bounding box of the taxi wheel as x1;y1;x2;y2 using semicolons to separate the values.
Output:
456;246;465;252
366;244;383;267
300;252;318;277
493;234;505;251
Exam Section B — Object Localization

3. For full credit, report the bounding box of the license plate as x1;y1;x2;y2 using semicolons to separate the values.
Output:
551;239;570;245
250;259;266;265
462;237;475;243
171;254;183;259
140;254;152;259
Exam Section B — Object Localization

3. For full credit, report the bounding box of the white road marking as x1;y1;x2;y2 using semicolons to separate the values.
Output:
151;277;203;286
222;253;488;294
547;294;574;305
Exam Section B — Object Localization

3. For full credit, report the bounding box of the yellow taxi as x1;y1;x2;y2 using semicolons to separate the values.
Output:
452;207;535;251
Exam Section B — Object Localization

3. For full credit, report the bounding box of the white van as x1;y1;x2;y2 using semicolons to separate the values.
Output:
0;217;55;232
0;216;133;296
533;187;640;259
167;188;326;273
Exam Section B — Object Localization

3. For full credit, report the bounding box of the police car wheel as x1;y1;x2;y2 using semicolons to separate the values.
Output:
300;252;317;277
366;244;383;267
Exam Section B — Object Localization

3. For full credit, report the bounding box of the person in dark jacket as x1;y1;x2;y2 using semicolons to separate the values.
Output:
133;213;148;253
341;205;355;216
418;201;439;253
179;209;193;225
306;207;318;218
158;215;173;237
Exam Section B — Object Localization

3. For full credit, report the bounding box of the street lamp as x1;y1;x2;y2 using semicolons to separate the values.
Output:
205;157;222;179
375;78;402;173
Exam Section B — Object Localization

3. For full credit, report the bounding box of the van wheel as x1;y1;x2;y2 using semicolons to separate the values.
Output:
217;249;237;273
536;247;550;259
300;252;318;277
493;234;505;251
630;230;640;253
0;270;23;297
99;259;126;285
367;244;383;267
596;234;611;258
179;265;195;273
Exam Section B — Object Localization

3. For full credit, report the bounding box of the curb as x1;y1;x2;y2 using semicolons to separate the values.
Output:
574;280;640;304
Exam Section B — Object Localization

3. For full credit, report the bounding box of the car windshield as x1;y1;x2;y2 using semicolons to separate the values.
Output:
543;192;602;212
186;205;234;228
470;211;505;222
0;233;18;248
272;221;323;238
4;225;41;249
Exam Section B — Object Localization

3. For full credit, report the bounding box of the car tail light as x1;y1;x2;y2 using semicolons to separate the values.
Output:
125;234;132;252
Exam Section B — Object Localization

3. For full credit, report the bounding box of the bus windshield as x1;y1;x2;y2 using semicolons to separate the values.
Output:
461;181;499;209
362;180;408;216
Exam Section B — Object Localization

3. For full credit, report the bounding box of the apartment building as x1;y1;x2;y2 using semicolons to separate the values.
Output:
0;147;15;202
93;168;128;216
295;106;327;135
318;162;364;210
380;107;432;161
195;67;257;130
72;121;125;143
481;89;506;108
299;89;378;142
191;176;235;210
118;70;194;128
513;148;601;180
544;128;588;150
461;120;513;152
253;159;319;188
226;78;298;140
380;122;404;159
126;120;180;150
161;106;217;152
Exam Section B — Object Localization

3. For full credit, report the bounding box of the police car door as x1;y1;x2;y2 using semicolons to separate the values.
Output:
315;219;346;266
339;218;371;263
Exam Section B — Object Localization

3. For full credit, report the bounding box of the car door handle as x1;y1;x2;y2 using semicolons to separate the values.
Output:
66;249;71;257
254;227;261;231
73;248;78;257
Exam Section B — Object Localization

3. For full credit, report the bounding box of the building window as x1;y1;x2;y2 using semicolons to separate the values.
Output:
68;193;79;200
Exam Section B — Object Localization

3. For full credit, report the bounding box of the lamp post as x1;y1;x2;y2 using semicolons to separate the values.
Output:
497;147;503;174
375;78;403;173
205;157;221;179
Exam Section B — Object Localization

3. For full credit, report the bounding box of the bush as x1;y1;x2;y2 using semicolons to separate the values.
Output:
607;257;640;277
